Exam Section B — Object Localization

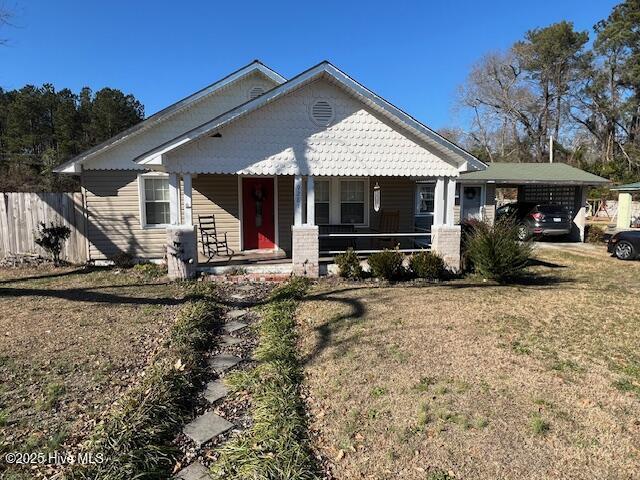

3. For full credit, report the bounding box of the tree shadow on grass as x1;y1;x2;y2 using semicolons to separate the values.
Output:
301;286;367;365
0;274;193;306
0;267;98;285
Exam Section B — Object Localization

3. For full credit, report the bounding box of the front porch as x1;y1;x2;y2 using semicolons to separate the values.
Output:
165;172;462;277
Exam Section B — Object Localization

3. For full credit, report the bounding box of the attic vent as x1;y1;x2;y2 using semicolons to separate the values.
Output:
248;86;265;99
310;100;334;126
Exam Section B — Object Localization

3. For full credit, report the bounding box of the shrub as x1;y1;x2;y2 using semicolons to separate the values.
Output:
586;224;606;244
34;222;71;265
409;251;446;280
464;217;532;283
367;249;406;281
132;262;166;278
110;251;135;268
334;248;363;279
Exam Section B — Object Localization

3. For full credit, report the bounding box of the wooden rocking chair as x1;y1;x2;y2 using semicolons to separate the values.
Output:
374;209;400;249
198;214;234;262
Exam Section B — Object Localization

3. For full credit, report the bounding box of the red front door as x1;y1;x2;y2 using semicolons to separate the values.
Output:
242;177;276;250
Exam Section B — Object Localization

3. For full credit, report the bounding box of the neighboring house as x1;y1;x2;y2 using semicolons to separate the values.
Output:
55;60;607;276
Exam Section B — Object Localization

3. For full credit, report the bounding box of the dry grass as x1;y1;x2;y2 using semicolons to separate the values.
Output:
298;246;640;479
0;265;185;477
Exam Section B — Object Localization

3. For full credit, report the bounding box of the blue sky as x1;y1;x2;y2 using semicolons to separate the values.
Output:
1;0;619;130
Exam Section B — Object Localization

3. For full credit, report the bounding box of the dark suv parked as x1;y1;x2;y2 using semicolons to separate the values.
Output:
496;202;573;241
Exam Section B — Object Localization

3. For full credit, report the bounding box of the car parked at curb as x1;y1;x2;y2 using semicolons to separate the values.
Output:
607;230;640;260
496;202;573;241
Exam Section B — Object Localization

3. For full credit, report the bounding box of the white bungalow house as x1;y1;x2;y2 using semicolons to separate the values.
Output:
55;60;605;277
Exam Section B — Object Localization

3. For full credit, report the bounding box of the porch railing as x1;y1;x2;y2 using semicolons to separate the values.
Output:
318;231;431;255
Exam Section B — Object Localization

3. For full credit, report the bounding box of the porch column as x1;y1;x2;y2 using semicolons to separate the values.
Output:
446;177;456;226
433;177;445;226
182;173;193;226
306;176;315;225
168;173;180;225
292;174;319;278
294;175;303;226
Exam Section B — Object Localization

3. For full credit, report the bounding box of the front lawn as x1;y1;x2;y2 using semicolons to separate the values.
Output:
0;265;186;478
298;246;640;479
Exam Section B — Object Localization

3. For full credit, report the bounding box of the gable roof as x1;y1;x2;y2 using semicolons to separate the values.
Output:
134;61;486;172
459;163;610;185
54;60;286;173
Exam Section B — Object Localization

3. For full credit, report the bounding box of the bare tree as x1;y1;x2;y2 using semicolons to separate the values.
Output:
0;2;13;46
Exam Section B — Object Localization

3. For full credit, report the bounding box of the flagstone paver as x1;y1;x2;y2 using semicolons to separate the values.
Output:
223;320;248;333
174;461;212;480
183;411;233;445
208;353;241;373
226;309;248;319
204;380;228;403
219;334;242;347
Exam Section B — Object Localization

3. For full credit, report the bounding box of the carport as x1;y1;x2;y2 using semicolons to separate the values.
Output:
458;163;609;241
610;182;640;230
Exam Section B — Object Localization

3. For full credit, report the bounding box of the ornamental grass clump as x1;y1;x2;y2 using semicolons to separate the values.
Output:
464;217;532;283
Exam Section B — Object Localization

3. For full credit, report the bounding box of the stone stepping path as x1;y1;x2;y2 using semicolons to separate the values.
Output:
226;309;248;319
208;353;241;373
204;380;228;403
223;320;248;333
174;461;212;480
219;334;242;347
183;411;234;445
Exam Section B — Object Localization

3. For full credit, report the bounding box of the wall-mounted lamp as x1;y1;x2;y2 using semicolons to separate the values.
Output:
373;182;381;212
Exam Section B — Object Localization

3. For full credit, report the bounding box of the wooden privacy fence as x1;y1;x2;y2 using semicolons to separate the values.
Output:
0;192;88;264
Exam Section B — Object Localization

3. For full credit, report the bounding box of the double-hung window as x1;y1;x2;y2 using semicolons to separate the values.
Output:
340;180;365;225
314;180;330;225
414;183;435;233
142;176;170;226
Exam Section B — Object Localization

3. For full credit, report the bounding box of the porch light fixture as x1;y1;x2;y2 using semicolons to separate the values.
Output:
373;182;381;212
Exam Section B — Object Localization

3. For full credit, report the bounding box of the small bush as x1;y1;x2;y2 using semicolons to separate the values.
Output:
133;262;166;278
464;218;532;283
34;222;71;265
367;249;406;281
110;251;135;268
586;224;606;244
334;248;363;279
409;251;446;280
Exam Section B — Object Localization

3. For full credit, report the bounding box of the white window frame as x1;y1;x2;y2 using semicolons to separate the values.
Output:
322;177;369;227
138;172;172;229
414;181;436;218
314;179;331;225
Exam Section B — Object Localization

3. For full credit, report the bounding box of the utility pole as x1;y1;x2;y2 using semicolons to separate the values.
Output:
549;136;554;163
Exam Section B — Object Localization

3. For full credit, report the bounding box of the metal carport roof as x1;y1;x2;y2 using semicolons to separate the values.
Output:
459;163;609;186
